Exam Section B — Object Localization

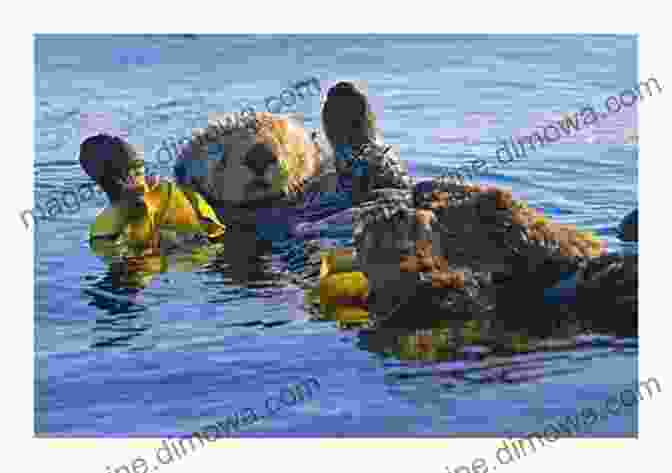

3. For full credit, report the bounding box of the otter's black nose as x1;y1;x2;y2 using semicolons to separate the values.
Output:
243;142;277;177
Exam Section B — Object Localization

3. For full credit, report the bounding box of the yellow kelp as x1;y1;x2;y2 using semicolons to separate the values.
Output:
317;248;369;326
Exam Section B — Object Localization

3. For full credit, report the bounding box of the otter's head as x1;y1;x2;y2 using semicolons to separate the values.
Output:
176;113;316;206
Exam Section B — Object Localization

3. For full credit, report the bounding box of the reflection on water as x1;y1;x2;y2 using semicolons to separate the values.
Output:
358;302;636;396
359;318;634;364
306;285;636;397
82;224;313;350
85;277;153;349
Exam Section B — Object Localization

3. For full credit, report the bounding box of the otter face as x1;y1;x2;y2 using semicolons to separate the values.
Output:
177;114;319;206
205;131;288;204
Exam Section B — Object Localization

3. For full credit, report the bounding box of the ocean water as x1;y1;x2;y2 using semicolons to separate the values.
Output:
34;34;639;438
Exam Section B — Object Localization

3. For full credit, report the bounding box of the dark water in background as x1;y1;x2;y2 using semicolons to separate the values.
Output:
34;34;638;437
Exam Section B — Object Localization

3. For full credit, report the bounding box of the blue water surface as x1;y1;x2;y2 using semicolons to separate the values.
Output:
34;34;638;437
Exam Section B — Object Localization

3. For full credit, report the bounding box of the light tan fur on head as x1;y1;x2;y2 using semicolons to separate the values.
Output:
177;112;321;205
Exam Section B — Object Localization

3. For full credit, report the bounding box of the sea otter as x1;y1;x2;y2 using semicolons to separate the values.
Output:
353;177;637;334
